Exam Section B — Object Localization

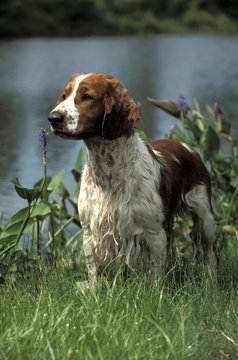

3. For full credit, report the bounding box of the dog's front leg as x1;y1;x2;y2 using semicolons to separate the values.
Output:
83;233;98;288
146;229;167;282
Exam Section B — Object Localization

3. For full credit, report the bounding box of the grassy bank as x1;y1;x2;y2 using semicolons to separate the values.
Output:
0;256;237;360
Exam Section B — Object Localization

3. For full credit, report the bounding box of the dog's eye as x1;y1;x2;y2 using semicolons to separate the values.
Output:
62;93;66;100
82;93;94;101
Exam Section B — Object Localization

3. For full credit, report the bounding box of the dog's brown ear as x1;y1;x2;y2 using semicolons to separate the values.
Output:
104;88;115;117
102;78;140;140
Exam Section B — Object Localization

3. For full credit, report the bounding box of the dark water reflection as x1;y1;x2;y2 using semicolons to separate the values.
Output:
0;35;238;218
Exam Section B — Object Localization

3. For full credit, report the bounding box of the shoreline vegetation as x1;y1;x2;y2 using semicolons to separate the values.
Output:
1;0;238;37
0;96;237;285
0;90;237;357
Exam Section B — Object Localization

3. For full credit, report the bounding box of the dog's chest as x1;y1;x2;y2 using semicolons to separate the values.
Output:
78;136;164;238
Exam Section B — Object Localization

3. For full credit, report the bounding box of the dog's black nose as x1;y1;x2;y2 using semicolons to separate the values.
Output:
48;112;64;126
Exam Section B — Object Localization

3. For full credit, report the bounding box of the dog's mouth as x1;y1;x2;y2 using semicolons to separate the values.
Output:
50;123;96;140
52;128;82;140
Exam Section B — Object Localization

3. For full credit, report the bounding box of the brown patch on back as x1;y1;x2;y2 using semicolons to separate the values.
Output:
149;139;212;218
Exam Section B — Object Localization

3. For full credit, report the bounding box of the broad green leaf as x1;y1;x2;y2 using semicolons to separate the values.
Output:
59;183;70;198
205;104;215;123
196;118;205;131
191;110;204;120
4;207;29;230
11;178;40;202
47;170;65;192
4;202;54;230
0;219;34;243
30;201;56;218
202;126;221;155
187;119;202;142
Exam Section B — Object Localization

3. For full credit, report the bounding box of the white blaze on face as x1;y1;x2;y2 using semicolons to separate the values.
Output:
51;73;91;132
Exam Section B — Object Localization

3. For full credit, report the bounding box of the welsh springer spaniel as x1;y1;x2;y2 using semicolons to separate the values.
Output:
48;73;216;284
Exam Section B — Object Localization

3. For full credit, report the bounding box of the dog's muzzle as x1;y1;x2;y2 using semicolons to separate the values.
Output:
48;111;65;127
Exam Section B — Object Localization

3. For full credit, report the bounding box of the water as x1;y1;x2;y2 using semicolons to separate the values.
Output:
0;34;238;219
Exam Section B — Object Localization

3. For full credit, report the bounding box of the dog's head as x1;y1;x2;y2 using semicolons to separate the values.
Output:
48;73;140;140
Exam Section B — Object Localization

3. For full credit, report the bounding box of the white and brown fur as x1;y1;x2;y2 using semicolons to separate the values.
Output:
48;72;216;284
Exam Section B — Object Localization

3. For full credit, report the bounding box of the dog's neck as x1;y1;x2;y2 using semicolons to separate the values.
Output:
83;134;144;188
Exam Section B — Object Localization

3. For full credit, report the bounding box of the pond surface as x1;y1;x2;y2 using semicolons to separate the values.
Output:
0;34;238;219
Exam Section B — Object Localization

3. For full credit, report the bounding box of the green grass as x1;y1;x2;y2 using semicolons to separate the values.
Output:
0;256;237;360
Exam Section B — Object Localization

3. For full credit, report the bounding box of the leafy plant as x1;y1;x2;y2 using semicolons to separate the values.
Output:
0;129;83;282
148;95;238;270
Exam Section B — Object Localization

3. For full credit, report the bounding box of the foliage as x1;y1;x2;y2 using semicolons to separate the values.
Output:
0;131;84;283
1;0;238;36
148;95;238;270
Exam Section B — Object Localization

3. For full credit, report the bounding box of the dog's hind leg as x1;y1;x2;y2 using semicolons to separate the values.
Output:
185;184;217;277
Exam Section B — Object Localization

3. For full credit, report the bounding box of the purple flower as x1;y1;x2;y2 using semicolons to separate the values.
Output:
177;94;188;111
39;128;49;159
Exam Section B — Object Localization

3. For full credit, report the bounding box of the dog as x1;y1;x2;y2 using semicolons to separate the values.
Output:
48;72;216;284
